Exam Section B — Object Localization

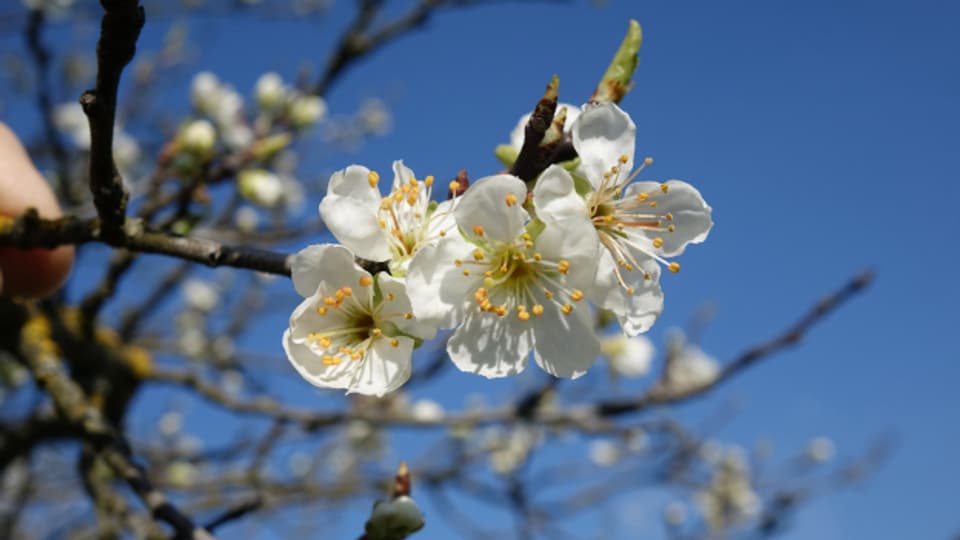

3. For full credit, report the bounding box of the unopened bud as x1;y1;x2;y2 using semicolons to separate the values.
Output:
238;169;284;207
255;72;286;110
176;119;216;158
288;95;327;128
364;496;425;540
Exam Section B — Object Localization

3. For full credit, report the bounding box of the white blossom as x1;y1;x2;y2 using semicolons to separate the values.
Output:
288;94;327;128
664;332;720;394
534;102;712;336
254;72;286;111
806;437;835;463
364;496;425;540
601;333;655;378
696;446;760;531
284;244;437;396
407;174;601;379
409;399;444;422
319;161;456;274
589;439;621;466
176;119;216;157
238;169;284;208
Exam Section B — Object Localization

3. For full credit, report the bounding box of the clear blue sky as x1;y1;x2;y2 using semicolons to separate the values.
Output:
5;0;960;538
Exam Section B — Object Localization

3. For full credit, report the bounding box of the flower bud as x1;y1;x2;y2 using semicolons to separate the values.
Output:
238;169;283;207
255;72;286;111
176;119;217;158
288;95;327;128
364;496;425;540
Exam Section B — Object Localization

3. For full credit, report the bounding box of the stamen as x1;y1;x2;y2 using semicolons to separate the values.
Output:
367;171;380;188
653;238;664;249
505;193;518;207
473;224;485;237
668;262;681;273
359;275;373;287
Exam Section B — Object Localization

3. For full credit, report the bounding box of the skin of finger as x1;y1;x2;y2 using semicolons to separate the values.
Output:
0;122;75;298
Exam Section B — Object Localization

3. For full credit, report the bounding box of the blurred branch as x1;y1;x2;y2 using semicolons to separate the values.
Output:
597;270;876;417
80;0;145;237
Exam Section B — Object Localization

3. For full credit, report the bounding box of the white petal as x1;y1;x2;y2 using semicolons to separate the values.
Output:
532;165;590;226
283;328;354;391
572;103;636;189
609;334;655;377
325;164;381;208
531;292;599;378
454;174;529;243
291;244;360;298
319;165;391;261
405;236;478;329
533;219;599;293
624;180;713;257
376;274;438;340
391;160;416;191
347;337;414;397
447;309;532;378
589;249;664;336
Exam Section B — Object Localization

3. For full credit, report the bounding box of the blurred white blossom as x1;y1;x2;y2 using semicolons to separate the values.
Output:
409;399;444;422
182;279;219;312
806;436;835;463
602;334;655;378
364;496;425;540
589;439;620;466
238;169;284;208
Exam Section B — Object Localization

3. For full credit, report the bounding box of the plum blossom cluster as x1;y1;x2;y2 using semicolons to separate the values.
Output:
284;102;713;396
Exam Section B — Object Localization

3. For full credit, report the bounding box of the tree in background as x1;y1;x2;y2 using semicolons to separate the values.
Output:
0;1;882;539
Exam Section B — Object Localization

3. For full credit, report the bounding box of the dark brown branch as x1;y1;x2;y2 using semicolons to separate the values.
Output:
80;0;145;237
0;211;292;276
510;76;558;185
596;270;876;417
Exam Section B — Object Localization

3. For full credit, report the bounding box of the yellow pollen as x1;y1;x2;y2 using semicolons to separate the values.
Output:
473;248;484;261
533;253;542;261
409;176;418;186
660;183;669;193
367;171;380;187
318;336;332;348
404;312;413;320
518;311;530;321
626;287;635;294
425;175;434;187
557;260;570;274
668;224;676;233
619;154;629;164
340;287;353;297
544;290;554;299
324;296;337;306
462;269;471;276
483;277;495;288
650;201;658;208
665;212;674;221
625;264;634;272
448;180;459;192
393;192;403;203
473;224;485;236
439;230;447;237
454;259;463;267
522;232;532;241
390;339;399;347
359;275;373;287
643;272;651;280
378;218;387;229
570;290;584;301
322;355;339;365
387;293;395;301
668;262;681;273
524;240;533;248
407;195;417;206
505;193;518;207
644;157;654;166
484;270;494;278
603;215;614;224
316;306;327;315
653;238;664;249
371;328;382;338
561;304;573;315
637;192;649;202
351;352;362;361
532;304;544;316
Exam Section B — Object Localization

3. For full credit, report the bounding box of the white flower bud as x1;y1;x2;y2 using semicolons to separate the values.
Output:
288;95;327;128
234;206;260;232
409;399;444;422
159;411;183;436
177;119;216;157
182;279;219;312
238;169;284;207
602;334;654;378
190;71;220;114
589;439;620;467
806;436;835;462
364;496;425;540
254;72;286;110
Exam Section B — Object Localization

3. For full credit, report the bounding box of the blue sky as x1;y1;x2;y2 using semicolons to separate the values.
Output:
4;0;960;538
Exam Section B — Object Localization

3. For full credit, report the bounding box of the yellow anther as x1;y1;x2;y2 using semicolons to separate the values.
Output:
324;296;337;306
668;224;676;233
544;290;554;299
351;352;362;360
619;154;629;164
533;253;542;261
316;306;328;315
557;260;570;274
637;192;649;202
495;305;508;317
653;238;664;249
660;183;669;193
522;232;532;241
377;218;387;229
524;240;533;248
624;264;634;272
341;286;353;297
473;248;484;261
448;180;459;192
668;262;681;273
322;355;339;365
387;293;395;301
665;212;674;221
367;171;380;187
439;230;447;237
570;290;584;301
454;259;463;267
505;193;518;207
532;304;544;316
643;272;651;280
499;264;508;274
462;269;471;276
409;176;418;186
473;224;485;236
371;328;383;338
390;339;400;347
644;157;654;166
603;215;614;224
518;311;531;321
484;270;494;278
425;175;434;187
393;192;404;202
359;275;373;287
319;336;332;348
650;201;658;208
626;287;635;294
404;312;413;320
611;166;620;175
483;277;495;288
561;304;573;315
407;195;417;206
